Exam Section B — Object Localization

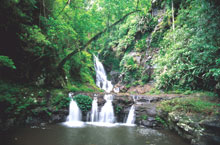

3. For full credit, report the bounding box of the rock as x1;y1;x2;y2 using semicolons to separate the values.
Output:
199;117;220;135
142;120;153;127
127;84;154;94
40;123;47;127
110;71;120;85
128;52;142;64
25;116;41;125
135;103;157;117
201;134;220;145
158;110;220;145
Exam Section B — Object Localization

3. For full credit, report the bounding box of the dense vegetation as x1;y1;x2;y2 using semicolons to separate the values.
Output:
1;0;219;93
154;0;220;92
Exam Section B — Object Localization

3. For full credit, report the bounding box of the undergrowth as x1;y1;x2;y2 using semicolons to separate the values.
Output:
158;97;220;115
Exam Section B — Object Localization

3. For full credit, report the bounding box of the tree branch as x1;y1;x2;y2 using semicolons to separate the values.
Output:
57;10;141;70
55;0;71;20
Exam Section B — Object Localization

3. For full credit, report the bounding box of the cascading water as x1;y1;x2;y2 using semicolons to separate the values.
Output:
99;94;115;123
126;105;135;125
63;93;84;127
94;55;113;93
67;99;82;122
90;97;99;122
94;55;115;124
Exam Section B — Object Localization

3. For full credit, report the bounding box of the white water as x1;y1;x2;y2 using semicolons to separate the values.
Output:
67;100;82;122
64;93;84;127
126;105;135;125
94;55;113;93
113;87;120;93
90;97;99;122
99;94;115;123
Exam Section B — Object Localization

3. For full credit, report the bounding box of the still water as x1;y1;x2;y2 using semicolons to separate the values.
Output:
0;123;190;145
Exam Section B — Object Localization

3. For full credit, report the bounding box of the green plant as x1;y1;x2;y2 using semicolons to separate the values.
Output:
155;116;167;127
51;94;71;110
141;74;149;84
153;0;220;92
0;55;16;69
115;105;122;114
73;94;92;113
140;115;148;120
148;88;161;95
159;97;220;115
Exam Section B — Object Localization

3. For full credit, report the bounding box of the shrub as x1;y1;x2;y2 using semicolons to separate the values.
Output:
73;94;92;113
51;94;71;110
155;116;167;127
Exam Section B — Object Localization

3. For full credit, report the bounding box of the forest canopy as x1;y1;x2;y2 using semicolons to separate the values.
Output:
0;0;219;95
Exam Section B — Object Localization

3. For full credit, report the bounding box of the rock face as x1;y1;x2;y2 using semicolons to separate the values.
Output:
159;111;220;145
24;108;68;125
112;95;134;122
110;71;120;85
0;107;69;131
135;103;158;127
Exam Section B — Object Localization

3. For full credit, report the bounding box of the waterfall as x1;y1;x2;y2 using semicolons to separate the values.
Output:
90;97;99;122
67;99;82;122
126;105;135;125
63;93;84;127
99;94;115;123
94;55;113;93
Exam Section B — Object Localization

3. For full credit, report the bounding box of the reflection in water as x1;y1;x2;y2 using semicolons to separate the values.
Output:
0;124;190;145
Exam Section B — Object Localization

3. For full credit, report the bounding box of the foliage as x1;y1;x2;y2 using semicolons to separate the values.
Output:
67;51;96;85
66;83;97;92
73;94;92;113
155;116;167;127
19;25;51;57
119;54;143;84
50;93;70;110
0;56;16;69
153;0;220;92
140;114;148;120
148;88;161;95
0;81;41;119
115;105;122;114
141;74;150;83
159;97;220;115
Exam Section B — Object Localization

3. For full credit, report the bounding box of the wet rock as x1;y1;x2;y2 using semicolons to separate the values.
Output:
141;117;157;127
